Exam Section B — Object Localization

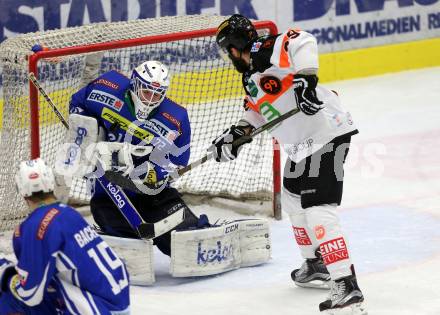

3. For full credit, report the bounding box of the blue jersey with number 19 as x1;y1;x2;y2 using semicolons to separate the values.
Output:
10;202;130;315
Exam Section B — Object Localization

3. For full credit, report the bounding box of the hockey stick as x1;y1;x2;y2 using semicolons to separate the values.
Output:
175;107;301;179
104;107;301;194
29;73;70;130
28;72;185;239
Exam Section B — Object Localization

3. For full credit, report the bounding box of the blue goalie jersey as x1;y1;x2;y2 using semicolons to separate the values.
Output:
9;202;130;315
69;70;191;197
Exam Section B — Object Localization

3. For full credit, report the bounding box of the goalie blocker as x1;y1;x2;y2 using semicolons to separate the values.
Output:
54;113;102;179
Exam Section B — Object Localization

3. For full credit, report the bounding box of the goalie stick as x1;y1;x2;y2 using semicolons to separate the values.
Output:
104;107;301;194
28;72;184;239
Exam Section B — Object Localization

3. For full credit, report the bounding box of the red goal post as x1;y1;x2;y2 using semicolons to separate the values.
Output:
0;15;281;232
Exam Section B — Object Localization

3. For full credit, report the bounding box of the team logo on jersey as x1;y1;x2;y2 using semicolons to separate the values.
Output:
37;208;60;240
87;89;124;111
260;76;282;95
250;41;262;52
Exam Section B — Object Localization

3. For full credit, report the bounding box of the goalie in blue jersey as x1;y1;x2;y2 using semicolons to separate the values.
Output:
55;60;272;282
63;60;201;256
0;158;130;315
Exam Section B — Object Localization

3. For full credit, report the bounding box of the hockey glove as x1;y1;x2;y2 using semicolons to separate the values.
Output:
0;257;15;293
208;122;253;162
293;74;324;115
93;142;154;177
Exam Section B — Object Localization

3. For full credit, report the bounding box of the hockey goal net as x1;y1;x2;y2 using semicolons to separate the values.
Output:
0;15;280;232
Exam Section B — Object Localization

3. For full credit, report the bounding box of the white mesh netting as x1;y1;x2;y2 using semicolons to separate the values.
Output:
0;15;276;231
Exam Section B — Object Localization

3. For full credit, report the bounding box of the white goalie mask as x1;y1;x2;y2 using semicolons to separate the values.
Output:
15;158;55;197
130;61;170;120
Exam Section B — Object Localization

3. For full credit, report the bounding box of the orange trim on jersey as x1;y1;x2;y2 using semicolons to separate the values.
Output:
246;73;294;114
279;34;291;68
244;96;259;113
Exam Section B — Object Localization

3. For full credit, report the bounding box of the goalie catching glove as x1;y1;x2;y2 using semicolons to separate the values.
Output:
293;74;324;116
94;142;154;177
92;142;169;192
208;120;254;162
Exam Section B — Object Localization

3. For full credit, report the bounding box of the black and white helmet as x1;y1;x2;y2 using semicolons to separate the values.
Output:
130;61;170;120
216;14;258;55
15;158;55;197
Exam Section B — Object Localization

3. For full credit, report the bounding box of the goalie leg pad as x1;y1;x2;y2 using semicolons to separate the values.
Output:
170;219;271;277
170;222;241;277
237;219;271;267
100;234;155;286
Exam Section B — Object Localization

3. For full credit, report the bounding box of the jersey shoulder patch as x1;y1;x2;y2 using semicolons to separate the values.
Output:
24;203;70;241
36;207;61;240
156;98;188;133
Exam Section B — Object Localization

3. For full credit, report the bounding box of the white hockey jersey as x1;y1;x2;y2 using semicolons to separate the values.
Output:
242;29;358;162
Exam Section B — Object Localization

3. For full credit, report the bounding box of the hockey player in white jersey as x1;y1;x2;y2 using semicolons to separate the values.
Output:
0;158;130;315
212;15;367;314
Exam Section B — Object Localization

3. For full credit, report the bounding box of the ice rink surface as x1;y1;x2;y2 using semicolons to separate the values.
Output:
1;67;439;314
130;67;440;315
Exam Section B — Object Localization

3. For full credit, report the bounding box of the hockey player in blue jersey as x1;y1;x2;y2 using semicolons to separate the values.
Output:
65;60;201;256
0;158;130;315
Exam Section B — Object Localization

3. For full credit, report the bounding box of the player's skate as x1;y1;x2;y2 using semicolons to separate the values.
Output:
319;270;367;315
291;253;330;289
